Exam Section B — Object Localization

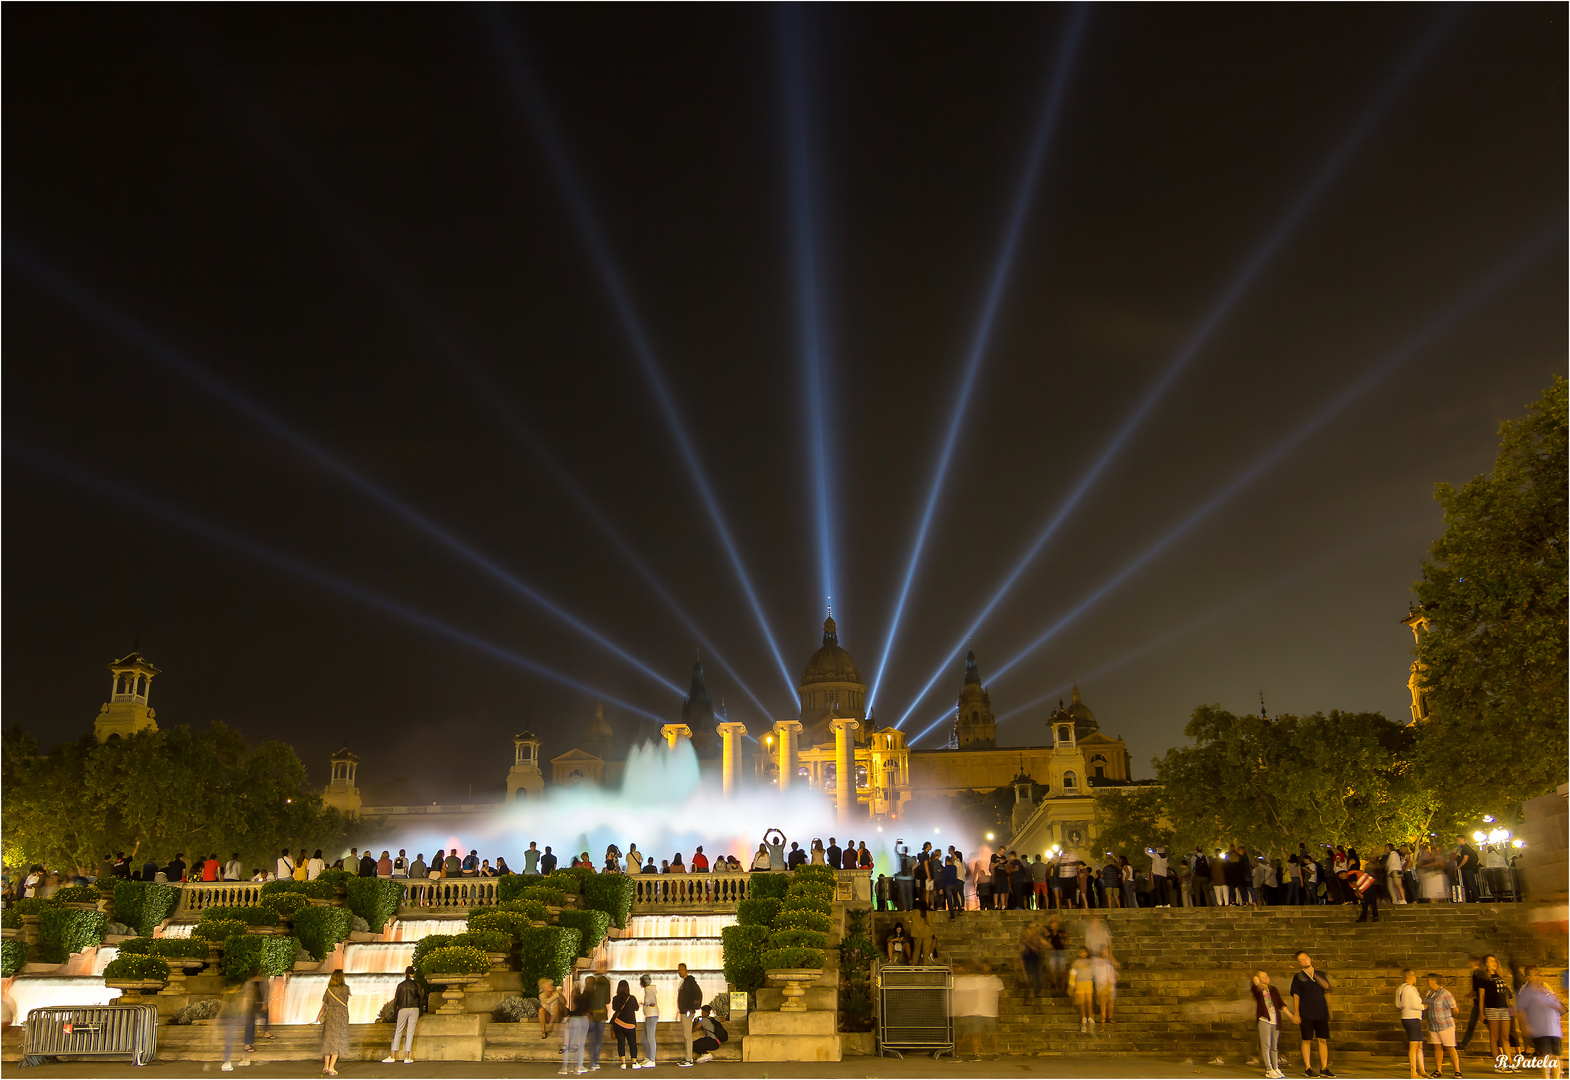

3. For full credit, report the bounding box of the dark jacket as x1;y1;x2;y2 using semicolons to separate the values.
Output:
677;975;703;1015
393;977;426;1013
360;854;377;877
826;845;842;870
1252;983;1286;1022
539;852;558;874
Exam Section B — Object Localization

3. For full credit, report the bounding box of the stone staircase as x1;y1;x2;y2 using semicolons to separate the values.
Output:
871;904;1565;1058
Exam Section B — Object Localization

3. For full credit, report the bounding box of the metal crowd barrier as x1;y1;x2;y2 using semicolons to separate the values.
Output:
23;1003;160;1065
877;964;952;1059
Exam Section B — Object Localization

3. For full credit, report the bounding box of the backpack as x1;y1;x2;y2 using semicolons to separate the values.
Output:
710;1018;728;1044
1194;855;1210;878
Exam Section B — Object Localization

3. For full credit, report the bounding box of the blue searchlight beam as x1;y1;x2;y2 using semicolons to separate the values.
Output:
4;240;684;699
868;3;1090;711
892;8;1461;731
484;6;798;700
7;442;669;726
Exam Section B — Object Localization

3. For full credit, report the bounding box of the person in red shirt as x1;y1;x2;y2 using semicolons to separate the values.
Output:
690;847;709;873
202;854;220;882
1349;867;1379;923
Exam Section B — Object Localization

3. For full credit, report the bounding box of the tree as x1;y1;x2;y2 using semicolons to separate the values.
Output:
1154;706;1435;859
1;724;354;872
1092;785;1172;863
1412;375;1569;828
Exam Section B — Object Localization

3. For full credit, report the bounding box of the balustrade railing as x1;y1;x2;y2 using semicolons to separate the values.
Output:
631;871;750;909
176;882;265;913
399;879;498;911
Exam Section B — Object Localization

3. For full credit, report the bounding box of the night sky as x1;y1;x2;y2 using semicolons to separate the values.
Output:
5;5;1564;805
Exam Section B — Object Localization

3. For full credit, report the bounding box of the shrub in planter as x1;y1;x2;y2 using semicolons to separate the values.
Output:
1;939;30;977
410;935;460;972
515;885;568;908
112;880;181;937
103;953;171;982
720;924;769;996
785;882;834;906
498;899;550;923
451;930;513;956
767;928;828;951
258;891;310;921
543;870;583;895
315;869;352;892
748;874;791;901
555;909;610;956
582;873;635;929
221;934;300;983
118;937;209;961
792;865;836;886
759;946;825;971
417;945;490;977
260;878;336;901
199;906;274;928
52;885;101;905
517;926;579;992
344;877;404;933
780;891;831;917
736;898;781;927
289;906;351;963
773;908;831;934
37;908;108;964
12;897;56;915
2;908;22;930
468;909;530;939
194;919;249;943
495;875;533;904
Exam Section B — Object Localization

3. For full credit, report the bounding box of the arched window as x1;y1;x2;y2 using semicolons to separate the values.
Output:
1063;771;1077;789
116;674;127;695
136;675;147;696
1058;726;1070;742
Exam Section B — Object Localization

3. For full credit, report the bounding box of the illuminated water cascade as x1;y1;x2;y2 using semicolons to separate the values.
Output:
159;924;194;938
6;978;121;1023
278;973;404;1025
623;915;735;939
390;918;467;942
342;943;417;973
601;913;736;1023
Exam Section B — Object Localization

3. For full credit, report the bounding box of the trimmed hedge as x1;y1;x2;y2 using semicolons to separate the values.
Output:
768;928;828;951
1;939;29;977
748;874;791;901
258;891;310;921
52;885;102;905
582;873;635;929
514;885;568;908
290;905;351;962
260;878;336;901
221;934;300;983
199;906;275;927
736;898;781;927
792;865;836;886
450;930;512;955
112;880;182;937
518;926;579;992
103;953;171;981
344;877;403;933
497;899;550;923
316;869;352;892
117;937;209;960
418;945;490;976
544;869;585;894
495;875;533;904
12;897;55;915
467;910;531;938
37;908;108;964
760;946;824;970
194;918;249;943
555;909;610;956
1;907;22;930
773;908;831;934
721;924;769;996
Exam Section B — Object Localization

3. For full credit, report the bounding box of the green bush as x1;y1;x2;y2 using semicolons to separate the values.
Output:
260;878;336;901
780;892;832;917
103;953;170;982
518;926;579;991
768;928;828;951
773;908;831;934
52;885;101;905
737;898;781;927
344;877;404;933
12;897;56;915
411;934;460;972
513;885;567;908
1;939;30;977
721;924;769;996
497;899;550;923
290;905;351;962
194;918;249;943
468;910;530;938
112;880;182;937
37;908;108;964
199;906;275;927
582;873;635;929
786;881;834;903
495;875;533;904
221;934;300;983
555;909;610;956
749;874;791;901
316;869;352;892
760;946;824;971
117;937;209;961
544;869;585;894
1;908;21;930
418;945;490;976
792;864;836;886
258;891;310;921
450;930;512;955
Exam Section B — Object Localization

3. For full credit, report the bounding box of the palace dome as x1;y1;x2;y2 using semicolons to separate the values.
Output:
801;615;863;686
1051;684;1099;740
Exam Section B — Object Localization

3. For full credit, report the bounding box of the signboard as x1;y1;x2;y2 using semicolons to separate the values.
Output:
729;992;749;1016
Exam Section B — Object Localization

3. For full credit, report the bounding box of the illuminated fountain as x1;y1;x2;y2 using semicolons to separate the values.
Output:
604;914;734;1024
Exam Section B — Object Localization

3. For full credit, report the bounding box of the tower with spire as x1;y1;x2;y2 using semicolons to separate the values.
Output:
94;649;162;742
797;609;867;746
681;653;721;757
954;649;997;748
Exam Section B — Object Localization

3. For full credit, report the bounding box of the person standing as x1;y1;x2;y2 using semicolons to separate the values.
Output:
638;973;659;1068
950;961;1003;1059
306;849;326;880
611;979;640;1069
1252;970;1298;1080
1453;836;1480;903
393;850;409;877
316;969;351;1078
583;959;612;1070
219;972;265;1072
562;978;591;1076
524;841;541;875
1479;954;1515;1065
1516;965;1566;1079
1423;972;1462;1078
1385;844;1407;904
382;966;425;1064
763;829;786;871
1191;847;1212;908
690;847;709;873
540;846;559;875
1395;968;1428;1078
826;838;842;871
1069;947;1096;1032
377;851;393;877
1093;948;1120;1024
676;962;702;1067
1290;950;1335;1078
1350;865;1380;923
276;848;296;881
1148;848;1170;907
1120;857;1138;910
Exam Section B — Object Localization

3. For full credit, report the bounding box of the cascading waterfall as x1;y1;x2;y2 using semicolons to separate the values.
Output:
390;917;467;942
342;943;417;973
6;978;122;1023
602;912;736;1023
278;973;404;1025
158;924;194;938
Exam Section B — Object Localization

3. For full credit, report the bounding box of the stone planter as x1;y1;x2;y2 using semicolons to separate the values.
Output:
764;968;825;1013
427;972;486;1014
0;926;19;941
486;951;512;972
20;914;40;946
105;977;168;1005
252;925;287;936
61;902;99;911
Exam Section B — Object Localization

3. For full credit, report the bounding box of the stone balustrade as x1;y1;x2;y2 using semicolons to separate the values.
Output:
175;881;266;913
631;871;750;909
400;879;498;911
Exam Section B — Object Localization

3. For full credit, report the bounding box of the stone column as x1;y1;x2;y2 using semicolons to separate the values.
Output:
830;717;860;825
660;723;692;751
717;722;748;795
773;720;802;792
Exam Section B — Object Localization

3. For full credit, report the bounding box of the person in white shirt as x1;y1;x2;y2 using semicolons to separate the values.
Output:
1396;968;1427;1078
1148;848;1170;907
951;961;1004;1059
276;849;296;881
1385;844;1407;904
392;850;408;878
223;853;244;882
306;849;326;880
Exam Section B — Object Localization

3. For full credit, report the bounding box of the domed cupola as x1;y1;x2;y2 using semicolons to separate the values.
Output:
798;611;866;746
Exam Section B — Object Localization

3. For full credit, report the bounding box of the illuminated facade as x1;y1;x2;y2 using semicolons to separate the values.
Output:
94;650;161;742
1402;604;1431;722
